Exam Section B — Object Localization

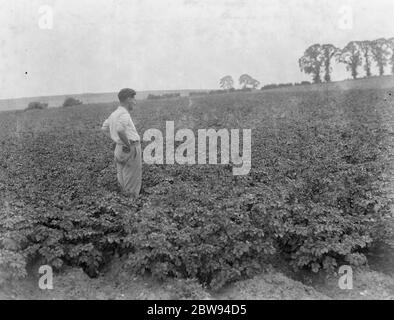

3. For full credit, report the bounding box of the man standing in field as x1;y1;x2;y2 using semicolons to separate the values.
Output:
101;88;142;198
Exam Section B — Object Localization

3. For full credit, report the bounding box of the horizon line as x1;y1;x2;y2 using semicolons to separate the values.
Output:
1;74;394;102
0;88;219;102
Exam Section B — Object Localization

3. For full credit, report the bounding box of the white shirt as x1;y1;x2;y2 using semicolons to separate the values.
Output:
101;106;140;144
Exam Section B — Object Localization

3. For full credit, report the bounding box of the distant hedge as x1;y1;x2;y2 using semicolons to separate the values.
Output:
189;91;208;97
25;102;48;111
235;87;253;92
208;89;227;95
295;81;312;86
261;83;293;90
260;81;312;90
63;97;83;107
189;88;253;97
147;93;181;100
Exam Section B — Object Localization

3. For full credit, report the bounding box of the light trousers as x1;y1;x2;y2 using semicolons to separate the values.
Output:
114;142;142;198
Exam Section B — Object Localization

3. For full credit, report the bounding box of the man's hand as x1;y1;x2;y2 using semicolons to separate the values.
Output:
101;119;110;134
117;129;131;149
122;145;131;153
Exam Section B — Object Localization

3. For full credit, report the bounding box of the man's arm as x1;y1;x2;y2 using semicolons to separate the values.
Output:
101;119;110;136
117;129;131;148
116;113;138;151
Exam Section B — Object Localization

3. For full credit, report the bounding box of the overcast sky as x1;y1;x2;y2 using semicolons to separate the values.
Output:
1;0;394;99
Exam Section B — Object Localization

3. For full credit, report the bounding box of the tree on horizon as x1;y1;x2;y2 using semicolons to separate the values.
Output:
370;38;391;76
299;44;325;84
322;44;340;82
219;75;234;90
338;41;362;80
239;74;260;89
358;40;374;77
386;37;394;75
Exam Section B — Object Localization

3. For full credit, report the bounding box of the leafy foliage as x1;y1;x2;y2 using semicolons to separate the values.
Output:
358;40;374;77
300;38;393;80
219;75;235;90
261;83;294;90
63;97;83;107
299;44;324;83
147;93;181;100
25;102;48;111
322;44;340;82
239;74;260;89
338;41;363;80
0;89;392;290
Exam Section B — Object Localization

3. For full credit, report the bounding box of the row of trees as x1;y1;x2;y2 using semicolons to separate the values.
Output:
299;38;394;83
219;74;260;90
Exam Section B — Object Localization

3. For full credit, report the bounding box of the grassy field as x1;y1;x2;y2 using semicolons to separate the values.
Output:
2;75;394;112
0;89;206;112
1;78;394;299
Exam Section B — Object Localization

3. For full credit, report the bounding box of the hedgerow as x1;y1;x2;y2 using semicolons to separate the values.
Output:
63;97;83;107
25;102;48;111
0;89;393;289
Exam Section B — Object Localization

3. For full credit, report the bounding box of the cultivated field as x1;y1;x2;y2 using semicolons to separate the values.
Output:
1;79;394;299
0;89;203;112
